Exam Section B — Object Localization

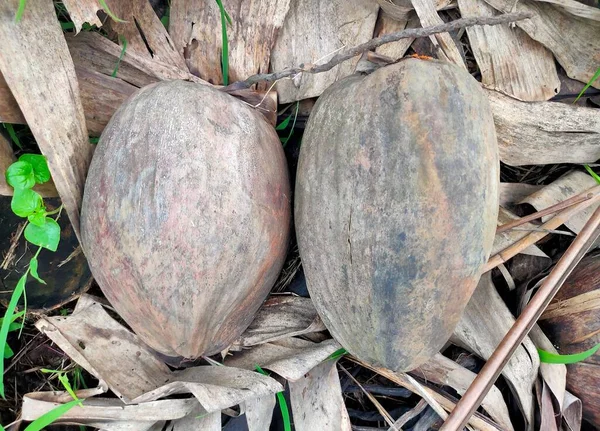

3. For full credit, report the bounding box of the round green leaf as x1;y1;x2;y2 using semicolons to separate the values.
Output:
18;154;51;184
24;218;60;252
11;188;43;217
28;209;47;227
5;160;35;190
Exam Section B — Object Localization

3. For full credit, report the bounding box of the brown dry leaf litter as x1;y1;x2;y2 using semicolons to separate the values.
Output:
0;0;93;240
170;0;291;85
458;0;560;101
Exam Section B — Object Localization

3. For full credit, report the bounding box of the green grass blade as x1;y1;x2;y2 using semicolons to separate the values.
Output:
23;399;80;431
538;343;600;364
574;67;600;103
275;391;291;431
4;124;22;149
15;0;26;22
255;365;291;431
276;114;292;131
327;348;348;361
58;373;82;406
98;0;127;23
215;0;229;85
281;102;299;147
584;165;600;184
112;36;128;78
0;273;27;398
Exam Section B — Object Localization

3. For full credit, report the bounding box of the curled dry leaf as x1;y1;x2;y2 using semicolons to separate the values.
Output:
170;0;291;85
409;0;466;67
452;272;539;430
536;379;559;431
66;32;200;88
0;0;93;239
518;170;599;234
532;0;600;21
61;0;103;32
289;359;352;431
270;0;379;103
528;325;566;412
36;296;283;411
232;296;326;348
458;0;559;101
375;0;453;21
499;183;543;208
373;11;415;62
22;392;199;428
226;337;342;381
75;67;137;136
413;353;514;430
481;0;600;89
488;90;600;166
244;395;277;431
563;391;583;431
104;0;187;71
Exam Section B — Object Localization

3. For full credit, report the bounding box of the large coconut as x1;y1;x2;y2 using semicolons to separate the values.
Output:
295;58;499;371
81;80;290;359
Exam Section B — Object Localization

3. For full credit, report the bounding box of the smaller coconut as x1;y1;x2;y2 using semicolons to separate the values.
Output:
81;80;290;360
539;252;600;428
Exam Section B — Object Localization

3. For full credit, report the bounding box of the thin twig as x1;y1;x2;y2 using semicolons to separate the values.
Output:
485;190;600;272
442;205;600;430
1;222;26;270
224;12;532;91
496;186;598;233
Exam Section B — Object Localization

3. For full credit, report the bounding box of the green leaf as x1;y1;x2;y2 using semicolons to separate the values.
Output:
255;365;291;431
112;36;128;77
215;0;229;85
281;102;299;147
538;344;600;364
276;114;292;131
58;373;82;405
3;123;22;149
28;209;47;227
89;137;100;144
98;0;127;23
11;188;43;217
23;399;80;431
584;165;600;184
29;257;46;285
6;160;35;190
25;218;60;251
327;348;348;361
3;342;14;359
574;67;600;103
0;273;27;397
61;21;75;31
15;0;26;22
19;154;51;184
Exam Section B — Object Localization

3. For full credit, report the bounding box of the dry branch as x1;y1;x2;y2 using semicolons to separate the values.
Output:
225;12;532;91
485;188;600;271
496;187;598;233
